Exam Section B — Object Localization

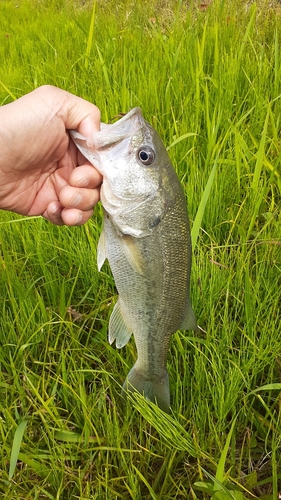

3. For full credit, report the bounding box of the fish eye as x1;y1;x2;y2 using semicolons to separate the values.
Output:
137;147;155;166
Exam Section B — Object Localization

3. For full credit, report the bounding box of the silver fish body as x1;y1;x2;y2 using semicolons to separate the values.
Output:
70;108;198;412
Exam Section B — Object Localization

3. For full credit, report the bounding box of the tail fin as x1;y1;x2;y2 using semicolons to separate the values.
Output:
122;365;170;413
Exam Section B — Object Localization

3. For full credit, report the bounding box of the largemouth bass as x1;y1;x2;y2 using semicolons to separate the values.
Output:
70;108;198;412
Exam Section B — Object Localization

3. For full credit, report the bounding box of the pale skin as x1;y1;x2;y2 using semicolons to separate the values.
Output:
0;85;102;225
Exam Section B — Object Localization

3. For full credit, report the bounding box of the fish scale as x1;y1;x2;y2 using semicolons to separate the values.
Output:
70;107;198;412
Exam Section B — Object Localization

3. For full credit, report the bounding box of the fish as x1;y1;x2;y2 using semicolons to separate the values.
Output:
70;108;198;412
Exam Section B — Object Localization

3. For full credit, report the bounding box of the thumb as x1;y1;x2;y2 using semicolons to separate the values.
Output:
63;90;101;136
35;85;101;137
78;113;101;137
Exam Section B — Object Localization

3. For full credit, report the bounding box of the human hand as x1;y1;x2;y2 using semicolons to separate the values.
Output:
0;85;102;225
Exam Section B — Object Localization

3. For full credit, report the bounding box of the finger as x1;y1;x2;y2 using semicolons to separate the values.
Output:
59;185;100;211
69;165;103;189
61;207;94;226
77;150;100;171
43;201;65;226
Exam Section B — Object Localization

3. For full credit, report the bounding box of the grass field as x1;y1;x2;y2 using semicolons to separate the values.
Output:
0;0;281;498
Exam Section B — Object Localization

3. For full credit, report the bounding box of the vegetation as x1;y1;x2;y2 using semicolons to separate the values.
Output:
0;0;281;497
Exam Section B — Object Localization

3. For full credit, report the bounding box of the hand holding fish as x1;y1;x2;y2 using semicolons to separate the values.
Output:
0;85;102;225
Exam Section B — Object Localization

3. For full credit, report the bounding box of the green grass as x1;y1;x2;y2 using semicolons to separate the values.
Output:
0;0;281;497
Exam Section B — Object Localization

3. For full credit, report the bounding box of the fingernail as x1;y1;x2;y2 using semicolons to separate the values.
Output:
74;213;83;225
51;206;62;216
69;193;82;207
76;177;89;187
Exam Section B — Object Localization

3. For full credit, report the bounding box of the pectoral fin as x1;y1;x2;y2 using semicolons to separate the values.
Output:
97;228;106;271
109;299;133;348
120;235;146;276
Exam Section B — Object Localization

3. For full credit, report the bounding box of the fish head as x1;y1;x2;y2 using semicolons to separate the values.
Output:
70;108;177;237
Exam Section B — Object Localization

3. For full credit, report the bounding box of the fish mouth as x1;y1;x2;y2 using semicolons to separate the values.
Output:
110;107;143;124
108;107;143;126
69;107;148;173
86;107;144;150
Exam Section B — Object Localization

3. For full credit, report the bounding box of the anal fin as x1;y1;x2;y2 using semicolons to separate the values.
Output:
109;299;132;348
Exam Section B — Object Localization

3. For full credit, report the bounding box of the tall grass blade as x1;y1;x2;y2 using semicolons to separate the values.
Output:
18;453;50;479
132;465;158;500
191;158;218;249
84;0;96;70
128;392;211;460
8;420;28;480
237;4;256;62
0;80;17;101
215;417;237;484
244;256;253;339
247;383;281;396
200;468;236;499
96;44;111;89
167;132;197;151
274;29;279;97
252;105;270;191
